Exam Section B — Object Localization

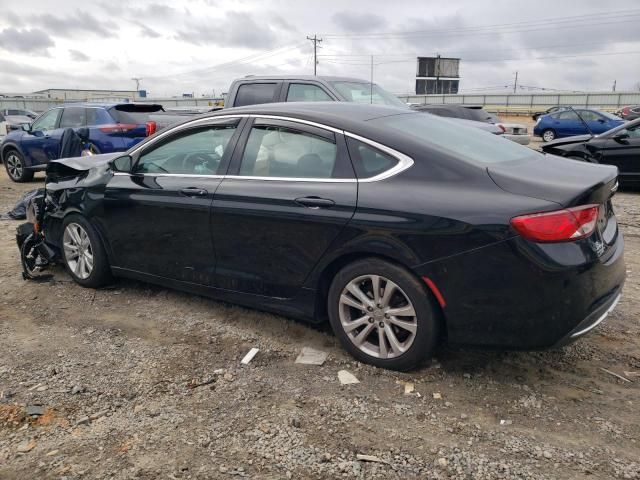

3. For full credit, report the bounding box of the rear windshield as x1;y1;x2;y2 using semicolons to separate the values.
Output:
599;111;622;120
330;81;407;108
370;113;537;165
109;105;163;124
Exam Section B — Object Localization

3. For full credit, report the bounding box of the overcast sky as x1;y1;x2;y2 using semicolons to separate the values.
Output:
0;0;639;97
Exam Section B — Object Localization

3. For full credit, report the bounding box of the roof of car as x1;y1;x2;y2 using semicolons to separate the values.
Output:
235;75;371;83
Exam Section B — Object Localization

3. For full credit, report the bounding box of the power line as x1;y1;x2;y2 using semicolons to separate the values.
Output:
320;9;640;38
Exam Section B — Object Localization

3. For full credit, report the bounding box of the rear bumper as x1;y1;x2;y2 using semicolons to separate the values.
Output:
553;291;621;346
414;229;625;349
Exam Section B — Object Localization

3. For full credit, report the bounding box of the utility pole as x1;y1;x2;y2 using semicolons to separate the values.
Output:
131;77;142;92
435;54;440;94
370;55;374;103
612;79;617;92
513;71;518;93
306;35;322;75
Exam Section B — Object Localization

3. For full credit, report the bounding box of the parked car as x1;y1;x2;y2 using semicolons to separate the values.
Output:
615;105;640;121
0;113;8;139
412;105;506;136
534;108;624;142
531;106;568;121
0;103;164;182
540;117;640;187
225;75;407;108
412;104;530;144
0;108;36;136
24;102;624;370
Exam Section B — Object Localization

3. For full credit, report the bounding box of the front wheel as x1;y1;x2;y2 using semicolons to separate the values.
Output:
542;129;556;142
327;258;440;371
61;214;112;288
4;150;34;182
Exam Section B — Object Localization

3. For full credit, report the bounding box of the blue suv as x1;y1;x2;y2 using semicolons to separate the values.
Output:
534;108;624;142
1;103;161;182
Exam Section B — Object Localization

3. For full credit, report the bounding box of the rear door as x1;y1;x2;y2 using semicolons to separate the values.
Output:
20;108;63;166
211;117;357;298
553;110;583;136
100;118;243;284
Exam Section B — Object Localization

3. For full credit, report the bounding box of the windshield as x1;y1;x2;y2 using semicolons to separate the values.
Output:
331;81;407;107
370;113;537;165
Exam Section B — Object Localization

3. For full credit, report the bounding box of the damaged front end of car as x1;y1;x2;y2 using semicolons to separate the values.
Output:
16;153;119;280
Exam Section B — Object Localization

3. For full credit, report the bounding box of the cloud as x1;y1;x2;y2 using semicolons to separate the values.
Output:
69;49;90;61
0;28;54;54
33;11;119;38
137;22;162;38
176;11;286;48
331;12;387;32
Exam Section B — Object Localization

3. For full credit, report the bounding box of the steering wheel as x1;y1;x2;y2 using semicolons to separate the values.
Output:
182;152;217;173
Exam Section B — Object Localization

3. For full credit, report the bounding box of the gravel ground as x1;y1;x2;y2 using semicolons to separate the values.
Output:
0;167;639;479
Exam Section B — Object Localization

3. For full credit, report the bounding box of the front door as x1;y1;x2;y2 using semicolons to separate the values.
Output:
600;123;640;185
98;119;242;284
211;117;357;298
21;108;63;166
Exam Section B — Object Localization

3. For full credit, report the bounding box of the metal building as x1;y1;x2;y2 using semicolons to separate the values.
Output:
32;88;141;101
415;57;460;95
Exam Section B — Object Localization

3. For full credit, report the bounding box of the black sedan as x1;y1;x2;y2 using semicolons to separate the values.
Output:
540;117;640;188
24;102;625;370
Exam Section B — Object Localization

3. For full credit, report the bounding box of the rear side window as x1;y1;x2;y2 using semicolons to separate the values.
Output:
239;125;337;178
234;83;278;107
59;107;86;128
554;111;579;120
86;108;113;126
286;84;333;102
346;138;398;178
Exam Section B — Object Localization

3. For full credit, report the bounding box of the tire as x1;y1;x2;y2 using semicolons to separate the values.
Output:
327;258;440;371
61;214;112;288
542;129;556;142
3;149;34;182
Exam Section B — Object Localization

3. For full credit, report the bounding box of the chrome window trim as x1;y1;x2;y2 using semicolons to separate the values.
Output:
126;113;414;183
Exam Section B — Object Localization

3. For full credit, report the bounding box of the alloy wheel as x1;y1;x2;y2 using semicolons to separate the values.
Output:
5;153;23;180
63;223;94;280
542;130;555;142
338;274;418;359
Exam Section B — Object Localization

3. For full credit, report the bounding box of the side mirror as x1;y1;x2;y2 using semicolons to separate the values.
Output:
21;123;31;132
110;155;132;173
613;132;630;141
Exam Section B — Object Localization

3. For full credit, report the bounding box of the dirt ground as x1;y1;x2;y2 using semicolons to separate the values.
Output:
0;165;639;479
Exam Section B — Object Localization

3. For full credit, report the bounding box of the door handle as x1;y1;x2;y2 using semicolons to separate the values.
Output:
294;196;335;209
44;134;50;139
180;187;208;197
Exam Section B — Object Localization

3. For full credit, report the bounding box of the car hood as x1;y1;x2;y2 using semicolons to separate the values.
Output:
543;134;593;148
5;115;32;125
50;152;121;172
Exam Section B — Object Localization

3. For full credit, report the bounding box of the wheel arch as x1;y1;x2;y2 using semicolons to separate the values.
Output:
312;251;447;336
1;142;25;164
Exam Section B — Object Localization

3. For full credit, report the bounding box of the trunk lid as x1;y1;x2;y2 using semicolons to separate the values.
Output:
487;155;618;208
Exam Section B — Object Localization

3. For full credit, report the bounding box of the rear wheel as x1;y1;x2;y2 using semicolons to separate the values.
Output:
61;214;112;288
542;129;556;142
4;150;33;182
328;258;440;371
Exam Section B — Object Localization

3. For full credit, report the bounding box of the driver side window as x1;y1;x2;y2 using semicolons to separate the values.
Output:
135;125;236;175
32;109;61;132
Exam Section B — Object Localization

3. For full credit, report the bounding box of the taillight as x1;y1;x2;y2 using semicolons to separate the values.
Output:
99;124;138;134
622;106;630;115
145;121;157;137
497;124;506;132
510;204;599;242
